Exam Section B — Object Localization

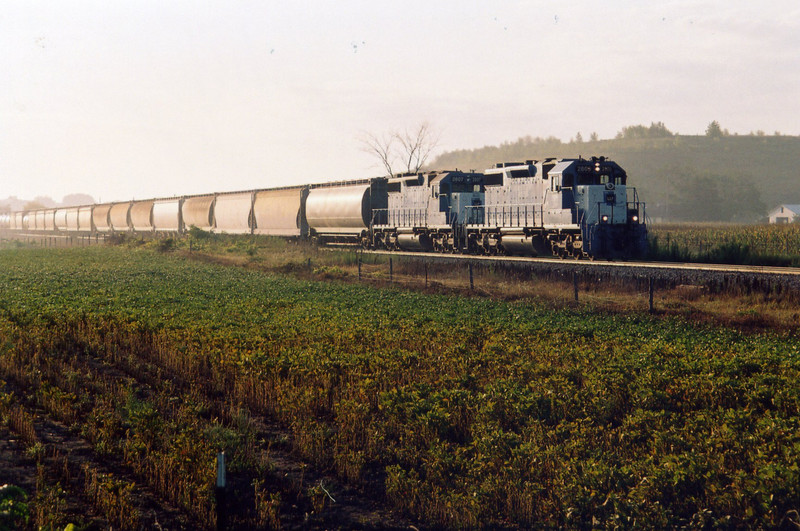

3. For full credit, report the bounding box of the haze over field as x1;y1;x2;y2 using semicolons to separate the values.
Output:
2;1;799;202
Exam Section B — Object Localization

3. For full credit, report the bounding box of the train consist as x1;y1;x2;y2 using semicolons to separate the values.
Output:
0;157;647;259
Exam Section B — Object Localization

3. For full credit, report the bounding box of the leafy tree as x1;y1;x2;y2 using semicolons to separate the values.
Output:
61;193;95;207
23;201;46;211
667;168;764;222
616;121;674;139
705;120;723;138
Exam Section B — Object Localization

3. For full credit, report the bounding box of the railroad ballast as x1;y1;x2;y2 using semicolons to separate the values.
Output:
1;156;647;259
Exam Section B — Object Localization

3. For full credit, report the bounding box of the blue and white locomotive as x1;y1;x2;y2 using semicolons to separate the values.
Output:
372;157;646;259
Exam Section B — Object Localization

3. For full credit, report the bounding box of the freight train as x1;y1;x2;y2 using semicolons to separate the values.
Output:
0;157;647;259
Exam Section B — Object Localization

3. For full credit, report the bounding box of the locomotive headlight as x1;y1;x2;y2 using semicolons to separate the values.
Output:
601;215;609;223
631;215;639;222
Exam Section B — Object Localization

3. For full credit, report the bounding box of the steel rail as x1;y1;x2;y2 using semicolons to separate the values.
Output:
350;249;800;279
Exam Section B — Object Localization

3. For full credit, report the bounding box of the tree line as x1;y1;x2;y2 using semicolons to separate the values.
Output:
427;121;799;223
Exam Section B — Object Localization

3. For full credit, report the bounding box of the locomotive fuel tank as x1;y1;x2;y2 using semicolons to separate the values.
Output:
396;233;432;251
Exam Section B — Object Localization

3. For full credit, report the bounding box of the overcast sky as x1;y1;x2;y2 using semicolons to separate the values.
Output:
2;1;799;203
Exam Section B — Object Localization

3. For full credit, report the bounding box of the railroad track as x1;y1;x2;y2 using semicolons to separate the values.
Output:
358;249;800;277
6;231;800;287
340;248;800;293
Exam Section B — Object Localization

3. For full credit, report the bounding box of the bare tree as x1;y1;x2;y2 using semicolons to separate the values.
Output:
360;122;440;176
360;130;397;177
397;122;440;174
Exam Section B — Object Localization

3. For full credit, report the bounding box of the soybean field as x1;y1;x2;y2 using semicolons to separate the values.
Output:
0;246;799;529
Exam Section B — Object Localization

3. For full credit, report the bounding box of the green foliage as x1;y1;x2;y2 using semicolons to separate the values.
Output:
0;484;30;530
187;225;212;240
616;121;674;139
154;238;176;253
706;120;724;138
0;247;799;528
665;168;765;222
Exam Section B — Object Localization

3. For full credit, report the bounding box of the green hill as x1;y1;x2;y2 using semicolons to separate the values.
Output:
431;127;800;222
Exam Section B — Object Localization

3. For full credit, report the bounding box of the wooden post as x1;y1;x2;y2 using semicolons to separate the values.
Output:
358;257;362;280
215;451;227;530
649;277;655;313
389;257;393;282
573;272;579;303
425;262;428;288
469;263;474;290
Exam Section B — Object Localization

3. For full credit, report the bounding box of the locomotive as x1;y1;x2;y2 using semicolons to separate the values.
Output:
0;156;647;259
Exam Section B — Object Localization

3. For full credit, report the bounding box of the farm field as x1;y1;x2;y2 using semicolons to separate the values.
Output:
0;246;799;529
648;223;800;266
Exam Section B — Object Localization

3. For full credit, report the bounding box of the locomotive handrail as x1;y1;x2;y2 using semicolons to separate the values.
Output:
623;187;646;221
372;208;428;227
466;203;544;227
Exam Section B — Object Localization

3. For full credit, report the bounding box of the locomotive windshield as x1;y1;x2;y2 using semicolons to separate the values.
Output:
571;164;626;186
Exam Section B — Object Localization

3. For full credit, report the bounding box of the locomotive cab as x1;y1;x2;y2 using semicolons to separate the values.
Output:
427;171;485;227
569;158;629;227
567;157;647;258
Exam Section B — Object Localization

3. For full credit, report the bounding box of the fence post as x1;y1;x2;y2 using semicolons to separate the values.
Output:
358;257;362;280
215;451;227;530
425;262;428;288
389;257;393;282
573;272;579;303
469;263;474;290
649;277;655;313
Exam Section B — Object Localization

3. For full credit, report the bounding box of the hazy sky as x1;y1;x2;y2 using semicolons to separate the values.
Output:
3;1;799;202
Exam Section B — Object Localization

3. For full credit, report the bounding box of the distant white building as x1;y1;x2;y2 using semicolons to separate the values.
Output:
768;204;800;224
